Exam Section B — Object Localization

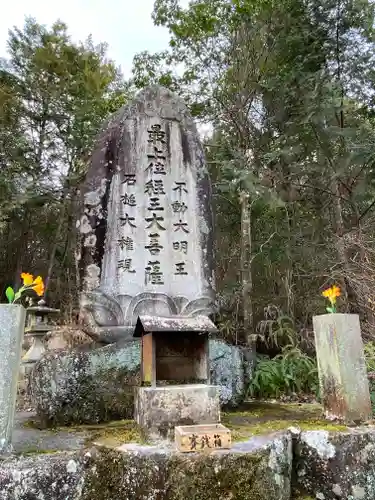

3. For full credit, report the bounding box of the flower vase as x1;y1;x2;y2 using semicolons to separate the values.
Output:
0;304;26;453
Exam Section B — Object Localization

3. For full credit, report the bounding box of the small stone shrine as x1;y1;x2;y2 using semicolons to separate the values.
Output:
77;86;216;345
77;85;225;440
135;315;214;385
134;315;220;437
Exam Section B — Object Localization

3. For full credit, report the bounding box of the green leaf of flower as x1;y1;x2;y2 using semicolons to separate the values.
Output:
13;290;23;303
5;287;15;303
326;307;334;313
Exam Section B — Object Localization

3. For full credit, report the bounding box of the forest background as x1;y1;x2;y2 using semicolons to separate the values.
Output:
2;0;375;399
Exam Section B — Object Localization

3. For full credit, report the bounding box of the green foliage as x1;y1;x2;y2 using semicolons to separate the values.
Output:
5;287;15;303
248;346;319;399
2;0;375;343
364;342;375;412
130;0;375;344
364;342;375;373
256;306;299;348
0;18;130;310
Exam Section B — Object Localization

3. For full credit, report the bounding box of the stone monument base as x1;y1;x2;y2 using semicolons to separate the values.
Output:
134;384;220;438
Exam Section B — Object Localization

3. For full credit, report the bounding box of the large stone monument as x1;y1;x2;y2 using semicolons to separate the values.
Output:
77;86;215;344
77;86;221;436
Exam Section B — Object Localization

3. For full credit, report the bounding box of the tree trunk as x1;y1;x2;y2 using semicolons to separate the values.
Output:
284;205;294;318
43;199;67;301
331;177;351;310
13;211;31;290
240;190;254;345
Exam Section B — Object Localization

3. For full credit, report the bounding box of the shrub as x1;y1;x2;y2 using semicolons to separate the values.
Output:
248;345;319;399
364;341;375;373
256;306;299;349
364;341;375;412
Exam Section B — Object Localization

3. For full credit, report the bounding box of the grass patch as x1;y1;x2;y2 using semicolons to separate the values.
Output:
222;402;348;441
83;420;147;448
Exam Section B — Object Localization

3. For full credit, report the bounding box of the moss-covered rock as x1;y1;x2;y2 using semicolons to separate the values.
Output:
0;433;291;500
0;453;89;499
210;339;250;406
30;341;141;427
30;339;251;427
5;420;375;499
293;428;375;499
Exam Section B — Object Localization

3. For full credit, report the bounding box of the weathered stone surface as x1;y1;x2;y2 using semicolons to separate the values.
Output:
0;304;26;453
293;428;375;499
7;418;375;499
210;339;249;406
0;433;292;500
30;339;250;426
45;327;95;350
30;341;141;426
11;412;89;455
312;313;371;422
77;85;216;344
135;385;220;438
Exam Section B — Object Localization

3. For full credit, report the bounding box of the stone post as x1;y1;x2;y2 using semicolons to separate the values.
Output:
0;304;26;453
313;313;371;422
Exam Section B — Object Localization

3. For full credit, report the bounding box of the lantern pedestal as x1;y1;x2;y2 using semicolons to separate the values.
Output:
22;302;60;374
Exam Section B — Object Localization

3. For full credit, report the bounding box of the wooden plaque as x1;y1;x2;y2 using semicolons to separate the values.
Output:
175;423;231;453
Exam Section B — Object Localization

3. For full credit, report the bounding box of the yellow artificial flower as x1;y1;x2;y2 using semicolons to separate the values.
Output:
21;272;34;286
32;276;44;297
322;285;341;304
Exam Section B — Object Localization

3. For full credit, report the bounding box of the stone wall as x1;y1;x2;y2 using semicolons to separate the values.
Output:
0;434;292;500
3;422;375;499
30;339;251;427
3;428;375;499
293;428;375;499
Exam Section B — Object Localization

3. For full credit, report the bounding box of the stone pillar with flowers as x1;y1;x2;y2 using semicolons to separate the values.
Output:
0;272;44;453
313;285;372;422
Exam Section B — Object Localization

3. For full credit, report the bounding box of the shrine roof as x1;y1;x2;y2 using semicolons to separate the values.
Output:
133;315;218;337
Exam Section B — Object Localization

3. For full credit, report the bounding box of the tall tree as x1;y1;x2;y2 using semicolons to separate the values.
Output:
0;18;130;312
131;0;375;343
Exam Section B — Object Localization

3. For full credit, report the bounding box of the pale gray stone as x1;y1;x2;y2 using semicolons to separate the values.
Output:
0;305;26;453
301;431;336;459
312;313;371;422
5;424;375;498
332;484;343;497
77;86;215;344
352;485;366;499
294;428;375;499
134;384;220;437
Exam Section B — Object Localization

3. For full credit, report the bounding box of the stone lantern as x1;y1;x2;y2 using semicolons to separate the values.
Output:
22;300;60;373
